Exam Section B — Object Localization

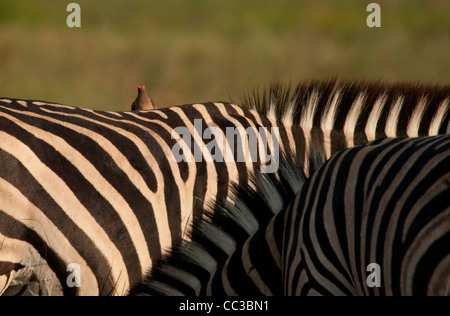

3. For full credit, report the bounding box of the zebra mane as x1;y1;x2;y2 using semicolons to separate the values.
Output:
236;79;450;132
128;152;325;296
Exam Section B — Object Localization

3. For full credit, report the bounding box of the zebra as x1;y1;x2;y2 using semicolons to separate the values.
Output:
130;135;450;296
0;98;280;295
283;135;450;296
0;80;448;295
131;85;156;111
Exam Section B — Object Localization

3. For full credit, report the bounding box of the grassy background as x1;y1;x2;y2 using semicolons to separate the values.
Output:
0;0;449;111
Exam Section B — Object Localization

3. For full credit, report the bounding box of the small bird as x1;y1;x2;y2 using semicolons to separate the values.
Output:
131;85;155;111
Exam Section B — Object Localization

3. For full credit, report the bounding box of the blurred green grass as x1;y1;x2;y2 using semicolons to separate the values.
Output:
0;0;449;110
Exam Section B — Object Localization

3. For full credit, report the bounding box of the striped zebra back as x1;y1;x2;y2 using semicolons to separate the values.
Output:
131;135;450;296
0;98;286;295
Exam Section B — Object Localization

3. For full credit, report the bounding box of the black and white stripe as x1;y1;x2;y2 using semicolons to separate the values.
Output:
239;81;449;165
0;80;448;295
130;135;450;296
0;98;283;295
128;153;316;296
283;135;450;296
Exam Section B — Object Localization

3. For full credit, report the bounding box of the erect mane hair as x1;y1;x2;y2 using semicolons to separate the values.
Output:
128;152;325;296
236;79;450;129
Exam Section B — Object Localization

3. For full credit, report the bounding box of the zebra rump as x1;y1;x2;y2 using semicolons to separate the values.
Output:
285;135;450;296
